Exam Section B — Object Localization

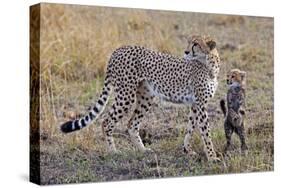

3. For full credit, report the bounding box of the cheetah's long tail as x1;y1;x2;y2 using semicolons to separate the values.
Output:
220;99;227;117
60;76;112;133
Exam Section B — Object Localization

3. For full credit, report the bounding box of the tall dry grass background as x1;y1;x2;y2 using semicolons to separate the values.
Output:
36;3;273;184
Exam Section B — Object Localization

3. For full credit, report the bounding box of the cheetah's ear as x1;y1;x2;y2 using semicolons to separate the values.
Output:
206;40;216;50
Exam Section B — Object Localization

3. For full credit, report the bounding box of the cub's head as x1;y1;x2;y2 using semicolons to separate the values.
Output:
184;35;218;61
226;69;246;87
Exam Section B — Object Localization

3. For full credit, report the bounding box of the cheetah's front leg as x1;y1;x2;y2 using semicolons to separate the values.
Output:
183;106;198;158
197;105;220;162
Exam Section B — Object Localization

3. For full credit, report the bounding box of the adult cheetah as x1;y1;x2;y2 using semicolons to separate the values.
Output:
60;35;221;161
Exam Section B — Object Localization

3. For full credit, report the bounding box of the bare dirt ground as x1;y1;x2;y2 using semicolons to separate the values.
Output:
34;3;273;185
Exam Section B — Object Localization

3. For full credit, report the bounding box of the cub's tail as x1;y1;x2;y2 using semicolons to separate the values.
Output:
60;77;111;133
220;99;227;117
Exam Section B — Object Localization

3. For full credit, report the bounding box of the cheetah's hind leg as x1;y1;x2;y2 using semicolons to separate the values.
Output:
127;81;154;153
101;86;134;153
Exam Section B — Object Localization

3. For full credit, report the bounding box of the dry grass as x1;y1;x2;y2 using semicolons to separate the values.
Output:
35;3;274;185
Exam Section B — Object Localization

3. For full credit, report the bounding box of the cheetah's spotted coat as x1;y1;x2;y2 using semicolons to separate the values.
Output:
60;35;221;161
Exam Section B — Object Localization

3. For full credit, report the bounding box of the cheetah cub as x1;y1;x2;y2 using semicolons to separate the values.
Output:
220;69;248;154
60;35;221;162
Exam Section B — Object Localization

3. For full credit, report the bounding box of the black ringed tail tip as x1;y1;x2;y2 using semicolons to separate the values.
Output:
60;121;75;133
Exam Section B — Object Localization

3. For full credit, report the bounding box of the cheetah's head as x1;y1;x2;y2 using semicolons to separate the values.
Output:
226;69;246;87
184;35;218;61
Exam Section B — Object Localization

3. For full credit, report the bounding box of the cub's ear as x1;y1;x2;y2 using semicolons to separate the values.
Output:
240;71;246;80
240;71;246;76
206;40;216;50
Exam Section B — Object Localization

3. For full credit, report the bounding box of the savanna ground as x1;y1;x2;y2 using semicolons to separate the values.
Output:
33;3;273;185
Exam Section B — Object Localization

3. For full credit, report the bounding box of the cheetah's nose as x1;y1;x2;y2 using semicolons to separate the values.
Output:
184;51;190;55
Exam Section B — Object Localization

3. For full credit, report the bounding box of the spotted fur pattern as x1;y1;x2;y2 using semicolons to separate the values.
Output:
60;35;221;161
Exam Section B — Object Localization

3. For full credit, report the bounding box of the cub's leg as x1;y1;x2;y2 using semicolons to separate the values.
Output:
224;119;234;152
234;123;248;153
102;86;135;153
183;105;198;157
127;81;154;152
